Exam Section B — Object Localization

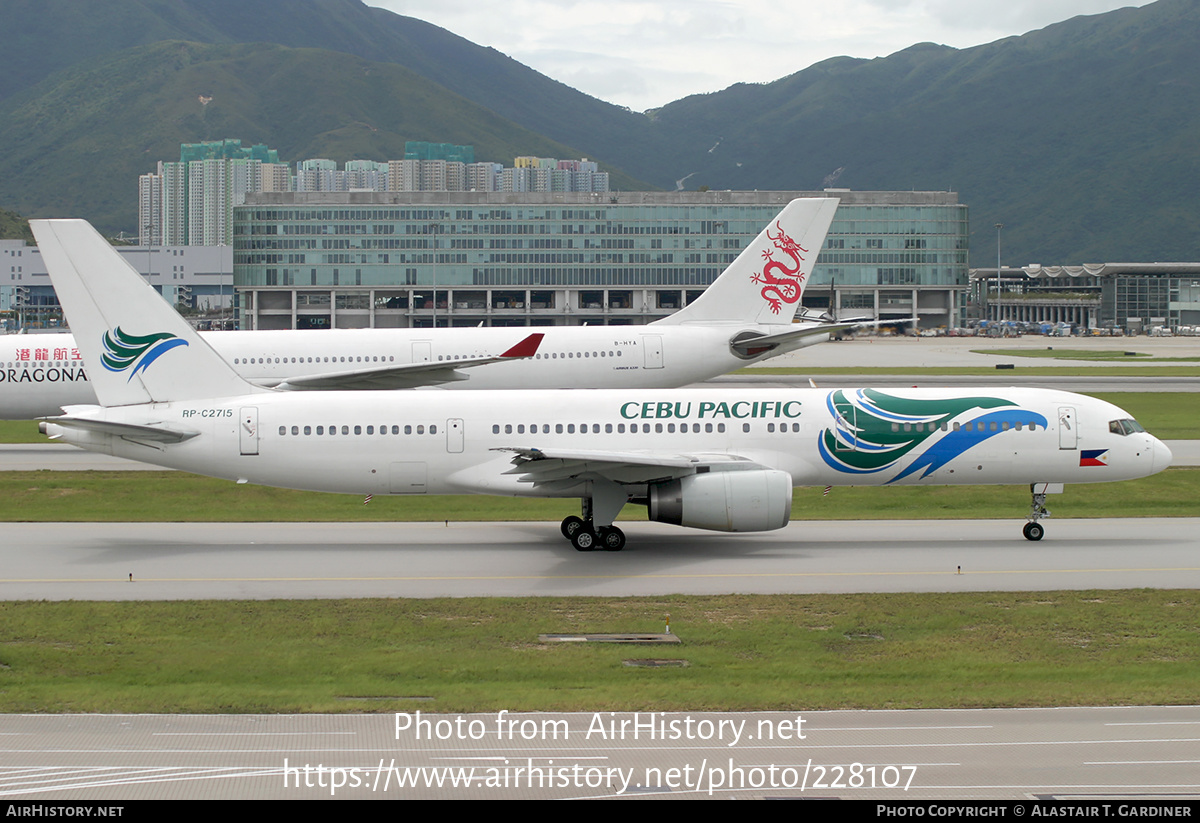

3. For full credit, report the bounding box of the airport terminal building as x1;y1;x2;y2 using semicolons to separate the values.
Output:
233;190;969;330
0;240;233;332
970;263;1200;333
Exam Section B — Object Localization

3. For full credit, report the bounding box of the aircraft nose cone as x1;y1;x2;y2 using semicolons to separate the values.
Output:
1153;437;1173;473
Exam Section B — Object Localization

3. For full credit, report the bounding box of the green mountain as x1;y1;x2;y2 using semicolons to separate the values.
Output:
640;0;1200;263
0;0;664;181
2;0;1198;263
0;40;645;232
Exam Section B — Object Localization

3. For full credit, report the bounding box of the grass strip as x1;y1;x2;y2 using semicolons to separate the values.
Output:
970;348;1200;362
0;591;1196;713
0;468;1194;522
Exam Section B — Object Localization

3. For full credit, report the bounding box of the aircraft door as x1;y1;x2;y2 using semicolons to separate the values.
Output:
446;418;464;453
412;342;431;363
833;404;857;451
239;407;259;456
1058;407;1077;450
642;334;664;369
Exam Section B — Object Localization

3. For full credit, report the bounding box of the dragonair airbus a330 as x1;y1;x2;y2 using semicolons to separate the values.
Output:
32;218;1171;550
2;198;863;419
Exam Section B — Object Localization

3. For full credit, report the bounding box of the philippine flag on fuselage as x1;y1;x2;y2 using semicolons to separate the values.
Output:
1080;449;1108;467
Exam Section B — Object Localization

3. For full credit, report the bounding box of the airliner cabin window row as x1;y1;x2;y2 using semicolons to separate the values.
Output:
277;423;438;436
490;422;728;434
889;421;1041;433
235;356;396;365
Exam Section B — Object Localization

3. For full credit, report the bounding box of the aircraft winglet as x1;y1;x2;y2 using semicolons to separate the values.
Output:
500;332;544;358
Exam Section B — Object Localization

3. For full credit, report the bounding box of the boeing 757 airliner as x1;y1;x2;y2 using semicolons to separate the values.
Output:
33;218;1170;550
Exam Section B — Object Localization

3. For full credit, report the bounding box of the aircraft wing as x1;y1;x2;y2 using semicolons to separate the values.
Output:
41;416;199;443
496;446;764;487
271;333;543;391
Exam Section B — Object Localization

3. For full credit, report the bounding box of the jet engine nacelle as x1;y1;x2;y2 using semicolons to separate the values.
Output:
647;470;792;532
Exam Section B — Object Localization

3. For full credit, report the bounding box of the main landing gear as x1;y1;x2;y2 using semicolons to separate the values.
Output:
560;479;629;552
561;515;626;552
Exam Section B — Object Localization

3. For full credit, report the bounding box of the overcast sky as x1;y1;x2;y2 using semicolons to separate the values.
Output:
370;0;1151;111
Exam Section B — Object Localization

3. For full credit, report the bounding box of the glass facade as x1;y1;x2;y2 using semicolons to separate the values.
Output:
974;264;1200;331
233;191;968;329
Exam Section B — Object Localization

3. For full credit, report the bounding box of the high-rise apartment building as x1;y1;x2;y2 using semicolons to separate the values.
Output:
142;139;289;246
137;169;162;245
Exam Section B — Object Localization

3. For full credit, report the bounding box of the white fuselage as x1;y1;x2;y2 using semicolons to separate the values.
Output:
0;324;821;419
47;387;1169;505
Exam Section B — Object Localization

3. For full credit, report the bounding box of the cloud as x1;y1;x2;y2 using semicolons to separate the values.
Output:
370;0;1149;110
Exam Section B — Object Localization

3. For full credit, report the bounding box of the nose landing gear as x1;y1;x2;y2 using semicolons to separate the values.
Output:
1023;482;1061;541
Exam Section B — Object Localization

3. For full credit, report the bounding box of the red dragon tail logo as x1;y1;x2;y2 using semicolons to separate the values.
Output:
750;221;809;314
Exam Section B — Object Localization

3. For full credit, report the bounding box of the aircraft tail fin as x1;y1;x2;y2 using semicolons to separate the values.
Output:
30;219;261;406
653;197;838;327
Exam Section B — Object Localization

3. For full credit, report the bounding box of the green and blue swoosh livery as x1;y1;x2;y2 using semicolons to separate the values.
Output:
818;389;1048;481
100;327;188;380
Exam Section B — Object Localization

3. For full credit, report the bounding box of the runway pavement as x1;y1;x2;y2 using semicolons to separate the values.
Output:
3;706;1198;800
3;518;1198;600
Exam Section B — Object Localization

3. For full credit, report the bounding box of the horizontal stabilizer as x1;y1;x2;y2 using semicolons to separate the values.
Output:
730;319;870;356
42;415;199;443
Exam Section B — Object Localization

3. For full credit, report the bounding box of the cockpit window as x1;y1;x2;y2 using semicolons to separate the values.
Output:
1109;418;1146;436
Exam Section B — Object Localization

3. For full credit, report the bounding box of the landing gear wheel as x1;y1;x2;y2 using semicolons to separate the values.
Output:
571;526;598;552
597;526;626;552
561;516;585;539
1023;522;1044;541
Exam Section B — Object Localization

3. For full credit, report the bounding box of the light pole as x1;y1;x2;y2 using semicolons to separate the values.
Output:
994;223;1003;324
218;244;227;329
